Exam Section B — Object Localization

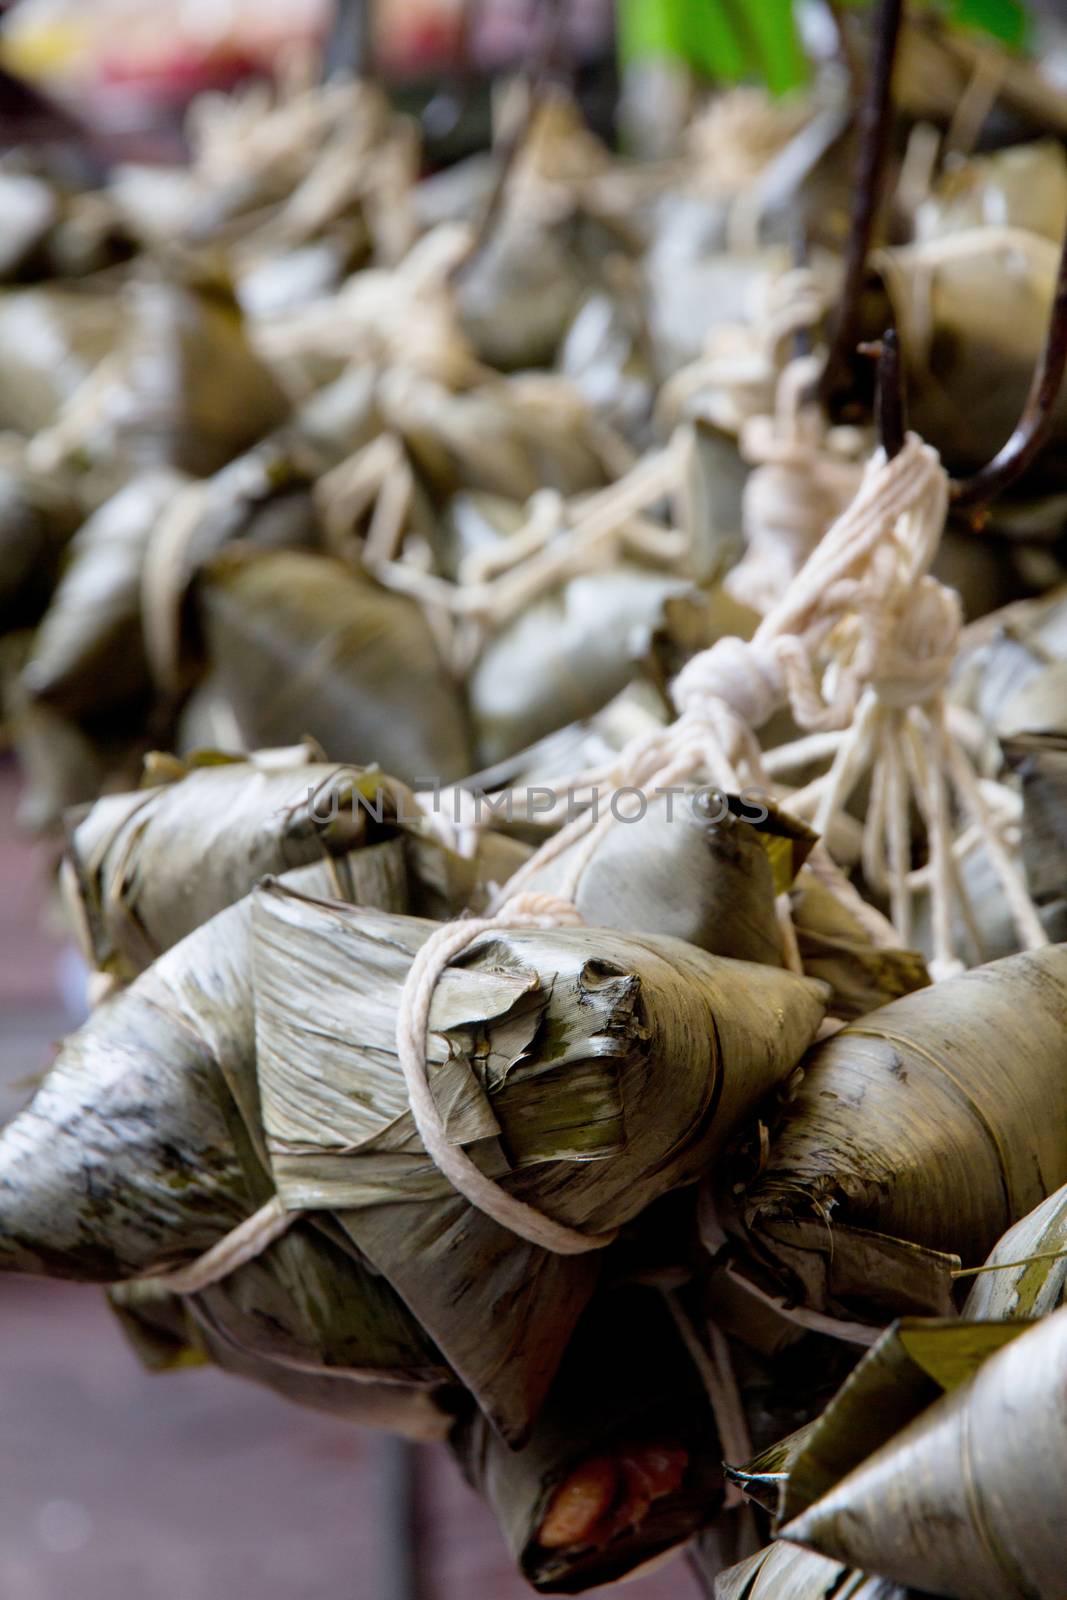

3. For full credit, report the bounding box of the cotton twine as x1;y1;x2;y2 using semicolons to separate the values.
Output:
725;356;862;614
319;427;694;675
147;429;1047;1293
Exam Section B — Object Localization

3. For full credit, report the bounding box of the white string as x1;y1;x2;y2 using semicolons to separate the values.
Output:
147;1197;296;1295
726;357;862;615
150;427;1048;1290
393;891;620;1255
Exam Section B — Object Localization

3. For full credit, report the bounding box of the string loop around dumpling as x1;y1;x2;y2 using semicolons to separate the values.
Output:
394;891;620;1257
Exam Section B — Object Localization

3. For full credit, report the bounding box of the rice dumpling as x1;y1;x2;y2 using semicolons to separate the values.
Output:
740;948;1067;1317
22;468;187;716
63;750;500;979
453;1286;720;1592
195;547;473;783
781;1307;1067;1600
251;881;827;1440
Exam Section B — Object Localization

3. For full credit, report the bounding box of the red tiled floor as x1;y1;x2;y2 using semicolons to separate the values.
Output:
0;762;699;1599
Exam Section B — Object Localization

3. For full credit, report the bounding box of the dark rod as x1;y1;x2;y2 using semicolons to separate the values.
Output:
951;217;1067;509
820;0;905;413
875;326;907;459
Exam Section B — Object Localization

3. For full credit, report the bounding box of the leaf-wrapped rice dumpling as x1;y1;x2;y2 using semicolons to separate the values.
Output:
376;366;611;503
468;567;702;766
0;875;825;1449
0;891;459;1433
739;949;1067;1319
780;1307;1067;1600
196;547;473;783
557;288;654;446
140;436;324;695
110;1275;457;1439
469;570;758;770
1001;733;1067;941
768;1317;1028;1531
995;658;1067;739
0;282;122;435
21;469;187;716
521;790;813;967
63;750;507;980
0;896;268;1281
28;274;290;484
872;232;1067;486
454;213;590;374
251;882;827;1439
950;585;1067;738
453;1286;721;1592
444;91;615;374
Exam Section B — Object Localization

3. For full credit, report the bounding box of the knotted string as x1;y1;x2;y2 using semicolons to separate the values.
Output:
321;429;694;676
657;262;827;436
502;432;952;897
144;428;1046;1292
726;357;863;614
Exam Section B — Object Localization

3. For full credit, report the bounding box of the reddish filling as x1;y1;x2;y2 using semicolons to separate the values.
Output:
536;1443;688;1551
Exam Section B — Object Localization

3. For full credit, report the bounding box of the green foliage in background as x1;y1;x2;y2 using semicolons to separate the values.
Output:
617;0;1032;94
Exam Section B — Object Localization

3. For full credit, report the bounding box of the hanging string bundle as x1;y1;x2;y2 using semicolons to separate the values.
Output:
725;355;863;615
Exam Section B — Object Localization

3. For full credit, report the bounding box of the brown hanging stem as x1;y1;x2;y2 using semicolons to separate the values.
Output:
950;214;1067;511
820;0;905;416
859;326;907;460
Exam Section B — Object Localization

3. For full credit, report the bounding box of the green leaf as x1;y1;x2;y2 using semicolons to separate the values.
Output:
732;0;810;95
617;0;1032;85
617;0;810;94
615;0;690;64
949;0;1030;50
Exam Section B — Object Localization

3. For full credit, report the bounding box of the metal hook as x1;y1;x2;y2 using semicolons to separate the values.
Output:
820;0;905;416
860;326;907;460
816;0;1067;507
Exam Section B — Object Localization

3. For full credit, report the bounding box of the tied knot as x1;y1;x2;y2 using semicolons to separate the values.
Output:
728;359;864;616
871;575;963;710
671;635;783;732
